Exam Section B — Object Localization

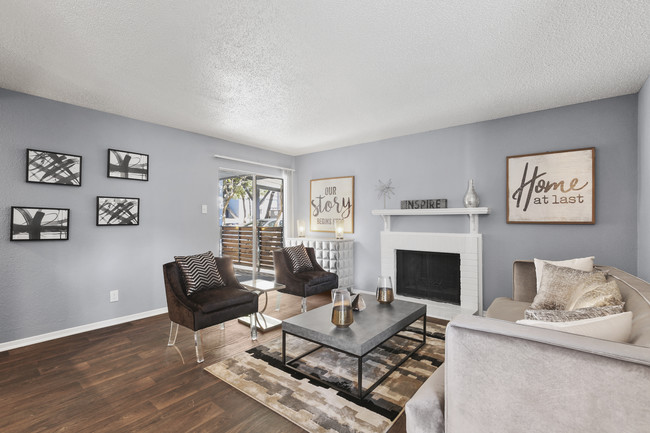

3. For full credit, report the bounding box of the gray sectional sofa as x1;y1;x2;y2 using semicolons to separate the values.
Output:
405;261;650;433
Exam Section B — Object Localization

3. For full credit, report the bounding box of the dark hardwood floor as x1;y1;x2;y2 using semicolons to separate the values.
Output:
0;291;437;432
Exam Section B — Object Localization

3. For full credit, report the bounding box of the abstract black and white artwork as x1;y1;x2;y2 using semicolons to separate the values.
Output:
97;196;140;226
107;149;149;181
26;149;82;186
11;207;70;241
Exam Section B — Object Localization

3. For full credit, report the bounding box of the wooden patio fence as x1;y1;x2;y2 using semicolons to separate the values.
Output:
221;226;283;270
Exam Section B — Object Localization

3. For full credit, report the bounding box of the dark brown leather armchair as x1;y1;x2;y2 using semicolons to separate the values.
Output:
163;256;258;363
273;247;338;312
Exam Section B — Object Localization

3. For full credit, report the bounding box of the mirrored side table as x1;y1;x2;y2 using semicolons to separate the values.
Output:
238;279;285;332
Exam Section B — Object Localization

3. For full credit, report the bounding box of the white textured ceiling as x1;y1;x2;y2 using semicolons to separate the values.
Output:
1;1;650;155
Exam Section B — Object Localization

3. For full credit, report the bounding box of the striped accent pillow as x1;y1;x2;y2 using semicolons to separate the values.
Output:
174;251;225;296
284;244;314;274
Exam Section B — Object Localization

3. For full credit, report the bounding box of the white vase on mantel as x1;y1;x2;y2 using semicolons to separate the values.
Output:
463;179;480;208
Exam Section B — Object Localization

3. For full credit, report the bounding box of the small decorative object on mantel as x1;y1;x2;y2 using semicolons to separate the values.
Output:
401;199;448;209
351;294;366;311
376;179;395;209
463;179;480;208
376;276;394;304
331;288;354;327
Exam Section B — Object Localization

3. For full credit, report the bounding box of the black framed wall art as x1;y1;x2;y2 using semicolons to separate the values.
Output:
97;196;140;226
26;149;82;186
11;206;70;241
107;149;149;181
507;147;595;224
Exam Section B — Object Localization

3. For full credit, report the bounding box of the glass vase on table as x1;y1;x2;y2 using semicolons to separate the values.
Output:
376;276;394;304
331;288;354;327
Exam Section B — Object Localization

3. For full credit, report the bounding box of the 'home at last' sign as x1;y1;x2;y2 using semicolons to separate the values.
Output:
507;148;595;224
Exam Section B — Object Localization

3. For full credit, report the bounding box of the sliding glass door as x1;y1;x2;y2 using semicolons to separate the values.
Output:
219;172;283;276
255;176;284;272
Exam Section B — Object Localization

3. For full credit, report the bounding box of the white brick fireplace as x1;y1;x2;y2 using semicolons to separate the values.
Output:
380;231;482;319
370;208;489;320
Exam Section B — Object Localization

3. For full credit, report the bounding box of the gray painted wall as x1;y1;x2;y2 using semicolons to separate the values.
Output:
0;87;642;344
0;89;293;344
639;77;650;281
295;95;639;309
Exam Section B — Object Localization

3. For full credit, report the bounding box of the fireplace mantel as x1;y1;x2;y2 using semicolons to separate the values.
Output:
371;207;490;234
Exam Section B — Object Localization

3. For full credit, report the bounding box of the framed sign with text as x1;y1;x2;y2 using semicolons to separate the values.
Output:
310;176;354;233
507;148;595;224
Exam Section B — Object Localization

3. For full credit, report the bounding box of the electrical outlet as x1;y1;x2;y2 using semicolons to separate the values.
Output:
201;204;208;214
109;290;119;303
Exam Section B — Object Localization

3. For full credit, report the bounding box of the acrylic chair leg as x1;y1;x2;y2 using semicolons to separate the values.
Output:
250;314;258;341
194;330;204;363
275;292;282;311
301;297;307;313
167;322;179;346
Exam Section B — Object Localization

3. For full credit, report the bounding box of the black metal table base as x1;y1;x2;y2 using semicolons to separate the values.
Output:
282;314;426;399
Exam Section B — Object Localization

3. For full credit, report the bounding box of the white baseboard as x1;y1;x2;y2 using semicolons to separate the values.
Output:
0;307;168;353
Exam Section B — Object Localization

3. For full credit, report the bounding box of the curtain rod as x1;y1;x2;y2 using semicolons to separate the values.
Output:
214;154;295;172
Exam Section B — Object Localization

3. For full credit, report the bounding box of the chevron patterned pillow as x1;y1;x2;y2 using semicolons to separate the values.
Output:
284;244;314;274
174;251;225;296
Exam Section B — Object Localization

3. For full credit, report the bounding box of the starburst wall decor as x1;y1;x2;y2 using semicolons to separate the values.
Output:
376;179;395;208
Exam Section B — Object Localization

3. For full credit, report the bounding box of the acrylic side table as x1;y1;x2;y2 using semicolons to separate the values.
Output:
238;279;285;332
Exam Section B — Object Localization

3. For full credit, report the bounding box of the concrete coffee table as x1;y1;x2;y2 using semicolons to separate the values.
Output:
282;298;426;399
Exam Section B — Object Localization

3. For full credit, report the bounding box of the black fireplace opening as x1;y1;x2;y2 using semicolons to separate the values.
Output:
396;250;461;305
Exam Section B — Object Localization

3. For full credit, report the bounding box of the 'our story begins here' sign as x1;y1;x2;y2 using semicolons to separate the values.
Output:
310;176;354;233
507;148;594;224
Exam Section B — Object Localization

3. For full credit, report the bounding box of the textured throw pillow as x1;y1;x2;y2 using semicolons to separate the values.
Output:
284;244;314;274
517;312;633;343
524;304;624;322
174;251;225;296
533;256;595;292
568;280;623;310
529;263;606;310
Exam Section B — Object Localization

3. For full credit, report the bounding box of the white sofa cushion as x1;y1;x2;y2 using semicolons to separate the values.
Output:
533;256;594;291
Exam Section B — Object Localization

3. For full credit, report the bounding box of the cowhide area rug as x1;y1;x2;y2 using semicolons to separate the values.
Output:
205;319;445;433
